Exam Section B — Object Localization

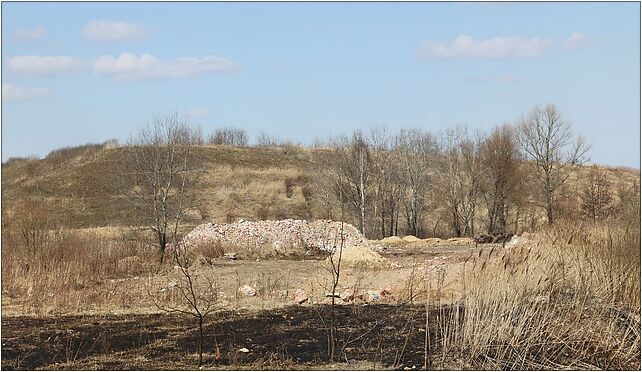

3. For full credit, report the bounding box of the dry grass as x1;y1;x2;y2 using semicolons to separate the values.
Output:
1;226;158;316
427;219;640;369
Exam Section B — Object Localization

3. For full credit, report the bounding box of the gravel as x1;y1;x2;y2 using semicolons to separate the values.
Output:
182;218;375;252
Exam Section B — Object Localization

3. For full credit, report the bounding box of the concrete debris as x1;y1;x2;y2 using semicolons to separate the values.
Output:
182;219;375;253
294;289;308;304
367;290;382;302
505;235;525;249
341;288;355;302
239;285;257;297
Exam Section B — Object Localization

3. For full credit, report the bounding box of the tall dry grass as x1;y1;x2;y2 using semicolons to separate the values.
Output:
429;219;640;369
1;225;157;315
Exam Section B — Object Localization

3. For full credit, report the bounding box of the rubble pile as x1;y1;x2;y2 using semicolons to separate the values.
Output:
182;218;373;252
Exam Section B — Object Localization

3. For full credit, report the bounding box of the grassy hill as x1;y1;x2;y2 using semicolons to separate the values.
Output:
2;142;639;234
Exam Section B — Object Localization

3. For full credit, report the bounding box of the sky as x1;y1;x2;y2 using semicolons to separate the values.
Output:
2;2;640;168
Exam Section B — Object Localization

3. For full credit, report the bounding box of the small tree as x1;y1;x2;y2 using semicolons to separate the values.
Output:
151;242;219;367
580;166;614;221
517;104;590;224
122;113;202;263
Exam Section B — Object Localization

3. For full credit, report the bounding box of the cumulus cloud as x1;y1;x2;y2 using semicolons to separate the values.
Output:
2;84;51;101
93;52;238;80
84;20;148;41
418;34;553;59
13;26;46;40
8;55;87;76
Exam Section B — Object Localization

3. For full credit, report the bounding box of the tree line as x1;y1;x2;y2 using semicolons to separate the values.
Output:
122;103;639;255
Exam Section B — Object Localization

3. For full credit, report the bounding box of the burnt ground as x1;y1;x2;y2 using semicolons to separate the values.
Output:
2;304;456;370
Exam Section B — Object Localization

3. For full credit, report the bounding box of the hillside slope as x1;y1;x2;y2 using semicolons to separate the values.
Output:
2;143;639;234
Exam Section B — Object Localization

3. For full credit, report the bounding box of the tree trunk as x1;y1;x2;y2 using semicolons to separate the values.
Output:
159;232;167;263
198;315;204;367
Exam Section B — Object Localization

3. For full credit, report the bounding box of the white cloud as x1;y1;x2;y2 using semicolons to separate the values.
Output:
565;31;588;49
8;55;86;76
13;26;46;40
186;108;210;119
2;84;51;101
84;20;148;41
418;34;553;59
93;52;238;80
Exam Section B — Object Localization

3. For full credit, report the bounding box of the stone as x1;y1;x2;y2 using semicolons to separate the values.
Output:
238;347;249;353
367;290;382;302
239;285;257;297
341;288;355;302
294;289;308;304
224;252;237;260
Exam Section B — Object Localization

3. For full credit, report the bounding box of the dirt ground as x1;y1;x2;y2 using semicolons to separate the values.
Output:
2;304;468;370
1;240;491;370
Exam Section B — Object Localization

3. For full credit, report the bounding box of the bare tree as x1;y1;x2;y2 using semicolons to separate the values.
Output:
439;126;484;237
150;242;219;367
479;125;522;234
517;104;590;224
255;130;280;147
122;113;202;263
368;127;401;238
208;127;248;147
396;128;439;237
332;130;371;237
580;166;614;221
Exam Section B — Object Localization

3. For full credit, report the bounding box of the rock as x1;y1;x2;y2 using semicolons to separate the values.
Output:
367;290;382;302
341;288;355;302
224;252;237;260
325;292;340;298
295;289;308;304
238;347;250;353
239;285;257;297
380;286;393;296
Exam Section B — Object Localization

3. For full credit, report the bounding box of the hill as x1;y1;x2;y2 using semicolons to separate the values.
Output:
2;142;639;236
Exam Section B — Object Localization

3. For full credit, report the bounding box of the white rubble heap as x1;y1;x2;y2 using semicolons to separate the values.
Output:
182;219;375;253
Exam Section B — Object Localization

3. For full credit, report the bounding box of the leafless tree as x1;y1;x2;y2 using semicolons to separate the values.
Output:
150;242;219;367
517;104;590;224
479;125;522;234
255;129;280;147
332;130;371;237
368;127;401;238
580;166;614;221
208;127;248;147
122;113;202;263
439;126;484;237
395;128;440;237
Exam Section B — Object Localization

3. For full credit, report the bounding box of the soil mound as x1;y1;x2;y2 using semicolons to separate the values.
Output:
402;235;419;242
327;245;391;268
381;236;406;245
182;219;372;252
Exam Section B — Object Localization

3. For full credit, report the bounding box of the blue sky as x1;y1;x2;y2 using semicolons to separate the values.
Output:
2;2;640;167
